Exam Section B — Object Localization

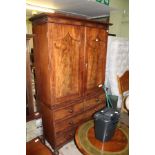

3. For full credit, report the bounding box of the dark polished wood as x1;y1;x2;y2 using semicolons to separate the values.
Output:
88;127;128;152
26;112;41;122
26;137;53;155
53;101;84;121
30;13;109;150
84;94;105;111
51;23;84;104
117;70;129;113
117;70;129;94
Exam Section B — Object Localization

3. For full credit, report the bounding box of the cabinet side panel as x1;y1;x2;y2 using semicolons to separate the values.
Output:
40;103;56;148
33;23;51;105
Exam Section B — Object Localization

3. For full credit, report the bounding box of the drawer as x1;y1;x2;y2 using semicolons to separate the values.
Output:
55;128;76;147
54;114;84;134
85;104;104;120
53;102;83;121
84;94;105;110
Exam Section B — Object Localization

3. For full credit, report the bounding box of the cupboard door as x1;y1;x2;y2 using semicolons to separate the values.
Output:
85;27;107;95
50;23;84;104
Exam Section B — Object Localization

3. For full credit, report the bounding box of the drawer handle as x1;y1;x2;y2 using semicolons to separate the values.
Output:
69;133;73;137
96;99;101;104
68;121;74;125
68;109;73;113
98;84;102;87
95;108;98;112
96;38;99;42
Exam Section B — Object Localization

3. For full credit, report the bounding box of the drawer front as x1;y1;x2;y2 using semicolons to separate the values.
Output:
53;102;83;121
54;113;84;134
85;104;104;120
55;128;76;147
84;94;105;110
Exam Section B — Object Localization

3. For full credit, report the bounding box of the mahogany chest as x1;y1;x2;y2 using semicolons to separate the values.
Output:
30;13;109;152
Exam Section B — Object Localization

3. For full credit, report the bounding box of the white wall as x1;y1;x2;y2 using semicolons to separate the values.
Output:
109;0;129;38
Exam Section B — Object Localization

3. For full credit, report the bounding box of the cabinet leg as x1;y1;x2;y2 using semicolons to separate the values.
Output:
53;149;59;155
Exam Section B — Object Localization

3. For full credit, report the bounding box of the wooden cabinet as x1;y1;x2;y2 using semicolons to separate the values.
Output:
30;13;109;151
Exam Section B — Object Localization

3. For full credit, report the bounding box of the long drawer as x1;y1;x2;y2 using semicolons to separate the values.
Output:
53;101;83;121
84;94;105;111
55;128;76;147
54;103;104;147
54;113;84;134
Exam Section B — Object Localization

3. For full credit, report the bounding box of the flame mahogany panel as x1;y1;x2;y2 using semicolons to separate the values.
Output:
50;23;84;103
85;27;108;95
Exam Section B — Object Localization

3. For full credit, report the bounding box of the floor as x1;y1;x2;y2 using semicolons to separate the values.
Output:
45;137;82;155
45;112;129;155
59;140;82;155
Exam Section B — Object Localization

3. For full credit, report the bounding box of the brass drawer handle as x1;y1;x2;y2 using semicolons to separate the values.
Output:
96;99;101;104
69;133;73;137
68;109;73;113
96;38;99;42
68;121;74;125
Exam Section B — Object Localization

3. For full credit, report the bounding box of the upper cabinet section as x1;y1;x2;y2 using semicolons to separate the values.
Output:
31;13;109;107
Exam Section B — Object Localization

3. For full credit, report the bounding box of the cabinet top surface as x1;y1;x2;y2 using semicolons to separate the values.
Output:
29;13;112;27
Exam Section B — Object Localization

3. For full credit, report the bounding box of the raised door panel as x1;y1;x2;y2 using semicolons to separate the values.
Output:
85;27;107;96
50;23;84;104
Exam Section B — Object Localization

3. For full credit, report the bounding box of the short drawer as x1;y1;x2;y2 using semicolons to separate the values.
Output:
55;128;76;147
53;102;83;121
84;94;105;110
85;104;104;120
54;114;84;134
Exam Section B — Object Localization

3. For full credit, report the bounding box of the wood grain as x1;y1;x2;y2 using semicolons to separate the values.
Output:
33;24;52;106
75;120;128;155
117;70;129;94
88;127;128;152
117;70;129;113
30;13;112;29
84;94;105;111
53;101;83;121
85;27;108;95
51;23;84;100
26;137;53;155
54;113;84;134
31;13;109;151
